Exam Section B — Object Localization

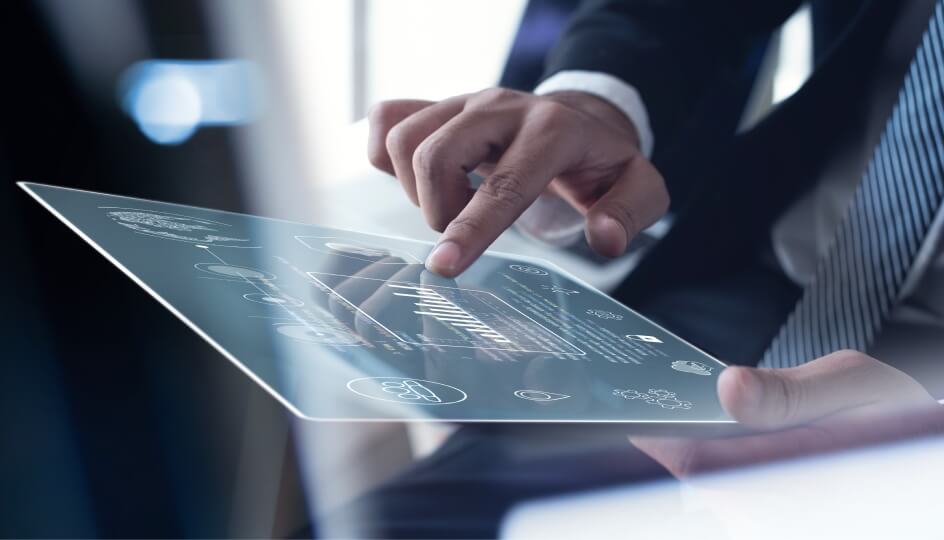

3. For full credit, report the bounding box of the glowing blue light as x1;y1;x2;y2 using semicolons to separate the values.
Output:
120;60;260;145
130;73;202;144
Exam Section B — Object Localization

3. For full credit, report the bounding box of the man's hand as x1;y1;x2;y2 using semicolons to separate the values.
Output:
632;350;944;477
367;88;668;277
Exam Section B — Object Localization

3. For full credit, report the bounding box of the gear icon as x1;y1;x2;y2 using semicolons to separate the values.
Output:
613;389;652;401
651;397;693;410
647;389;676;399
613;387;694;411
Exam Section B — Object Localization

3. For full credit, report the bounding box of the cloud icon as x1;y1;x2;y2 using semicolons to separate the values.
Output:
671;360;713;376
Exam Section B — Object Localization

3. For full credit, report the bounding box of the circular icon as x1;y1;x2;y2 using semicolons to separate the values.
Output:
346;377;467;405
274;323;361;346
587;309;623;320
513;389;571;402
671;360;713;376
243;293;303;307
194;263;276;281
103;207;253;247
509;264;549;276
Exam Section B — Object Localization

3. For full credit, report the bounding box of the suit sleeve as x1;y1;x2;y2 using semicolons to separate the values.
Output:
543;0;804;154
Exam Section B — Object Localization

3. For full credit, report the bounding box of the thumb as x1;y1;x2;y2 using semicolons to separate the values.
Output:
584;155;668;257
717;367;807;430
719;351;934;430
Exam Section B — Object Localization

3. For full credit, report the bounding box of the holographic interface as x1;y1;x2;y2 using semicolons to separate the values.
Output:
21;182;731;423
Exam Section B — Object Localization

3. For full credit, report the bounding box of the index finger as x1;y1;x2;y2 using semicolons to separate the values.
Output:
424;123;579;277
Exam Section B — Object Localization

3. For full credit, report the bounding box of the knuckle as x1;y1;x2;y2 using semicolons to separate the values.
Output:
834;349;869;361
621;207;641;238
833;349;865;358
367;101;395;126
412;136;448;179
824;349;873;369
469;87;520;108
601;202;639;238
481;87;518;102
385;123;413;157
773;372;804;424
367;139;390;170
480;169;528;210
529;99;573;130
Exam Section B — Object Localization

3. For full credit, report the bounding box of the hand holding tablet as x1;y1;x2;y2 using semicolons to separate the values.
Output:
633;351;943;474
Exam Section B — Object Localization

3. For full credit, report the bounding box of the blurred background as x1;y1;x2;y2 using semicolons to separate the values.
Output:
0;0;811;536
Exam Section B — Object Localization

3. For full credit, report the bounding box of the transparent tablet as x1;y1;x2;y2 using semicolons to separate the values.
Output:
21;182;733;425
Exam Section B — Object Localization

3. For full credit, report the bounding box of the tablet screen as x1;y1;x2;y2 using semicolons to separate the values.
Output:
22;182;732;424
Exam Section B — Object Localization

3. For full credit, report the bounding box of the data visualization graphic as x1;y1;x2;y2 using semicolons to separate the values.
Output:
308;272;585;355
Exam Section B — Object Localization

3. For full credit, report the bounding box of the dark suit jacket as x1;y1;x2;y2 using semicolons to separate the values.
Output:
542;0;935;362
544;0;894;179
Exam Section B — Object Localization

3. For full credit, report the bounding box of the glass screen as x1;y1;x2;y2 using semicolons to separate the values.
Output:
22;182;731;423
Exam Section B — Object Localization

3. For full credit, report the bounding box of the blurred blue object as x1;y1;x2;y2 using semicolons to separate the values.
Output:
120;60;261;144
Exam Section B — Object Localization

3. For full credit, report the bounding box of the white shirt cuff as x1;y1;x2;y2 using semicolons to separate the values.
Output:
533;70;655;158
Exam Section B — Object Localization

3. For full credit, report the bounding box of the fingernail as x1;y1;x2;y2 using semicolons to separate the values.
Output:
426;240;462;276
588;214;627;255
